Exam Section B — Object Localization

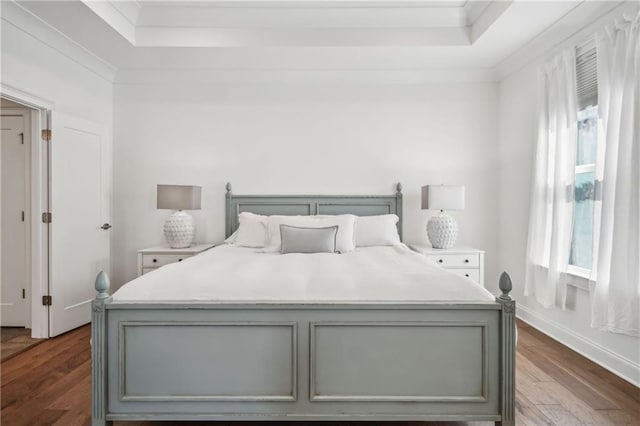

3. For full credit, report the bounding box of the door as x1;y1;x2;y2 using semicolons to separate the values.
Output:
49;112;110;337
1;115;29;326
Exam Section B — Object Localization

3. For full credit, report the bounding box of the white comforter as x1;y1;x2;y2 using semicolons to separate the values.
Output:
113;244;495;303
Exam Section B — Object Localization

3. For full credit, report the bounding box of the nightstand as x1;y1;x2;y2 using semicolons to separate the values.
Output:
410;245;485;287
137;244;215;276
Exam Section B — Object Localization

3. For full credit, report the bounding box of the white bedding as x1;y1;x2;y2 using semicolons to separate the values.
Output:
113;244;495;303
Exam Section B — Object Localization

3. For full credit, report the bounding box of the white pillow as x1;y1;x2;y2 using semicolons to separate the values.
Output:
265;215;356;253
224;230;238;244
354;214;401;247
234;212;268;248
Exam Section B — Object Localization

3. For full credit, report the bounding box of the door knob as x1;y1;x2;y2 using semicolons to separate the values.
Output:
100;223;113;230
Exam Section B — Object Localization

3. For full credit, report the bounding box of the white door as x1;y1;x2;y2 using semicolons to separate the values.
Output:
49;112;110;337
1;115;29;326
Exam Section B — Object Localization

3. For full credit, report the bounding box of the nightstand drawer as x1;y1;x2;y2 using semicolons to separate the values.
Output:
141;267;157;275
142;254;191;268
138;244;215;277
447;268;480;282
425;253;480;268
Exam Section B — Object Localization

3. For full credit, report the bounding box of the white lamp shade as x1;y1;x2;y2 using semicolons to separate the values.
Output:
157;185;202;210
421;185;465;211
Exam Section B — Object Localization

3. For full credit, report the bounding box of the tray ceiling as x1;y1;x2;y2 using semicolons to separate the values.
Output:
7;1;626;81
78;0;508;47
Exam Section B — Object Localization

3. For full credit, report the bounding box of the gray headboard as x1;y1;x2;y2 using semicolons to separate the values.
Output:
225;182;403;241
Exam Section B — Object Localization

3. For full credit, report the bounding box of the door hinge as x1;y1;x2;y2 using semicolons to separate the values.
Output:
22;289;26;299
41;129;51;141
42;295;52;306
42;212;52;223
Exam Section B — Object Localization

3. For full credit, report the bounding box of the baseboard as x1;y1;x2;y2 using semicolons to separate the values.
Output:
517;304;640;387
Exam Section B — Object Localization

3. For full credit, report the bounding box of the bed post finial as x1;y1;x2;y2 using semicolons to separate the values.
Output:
498;271;513;302
225;182;233;239
395;183;403;242
95;271;110;299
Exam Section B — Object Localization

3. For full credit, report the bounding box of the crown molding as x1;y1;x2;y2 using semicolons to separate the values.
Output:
135;1;468;8
496;1;637;80
2;1;118;82
464;1;491;26
114;67;498;85
135;27;472;48
81;0;139;45
8;1;633;87
81;0;479;47
468;0;512;43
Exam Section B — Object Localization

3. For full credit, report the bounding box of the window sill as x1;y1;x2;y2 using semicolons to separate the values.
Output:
565;266;591;291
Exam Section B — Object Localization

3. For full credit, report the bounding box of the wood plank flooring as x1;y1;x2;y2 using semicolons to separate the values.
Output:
1;328;43;361
1;320;638;425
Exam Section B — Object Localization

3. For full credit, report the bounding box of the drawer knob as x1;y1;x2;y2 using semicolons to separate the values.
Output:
438;259;443;263
464;259;470;263
152;258;157;263
178;258;183;262
465;273;470;277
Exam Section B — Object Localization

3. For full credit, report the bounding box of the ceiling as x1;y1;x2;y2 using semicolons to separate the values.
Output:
80;0;505;47
8;0;626;82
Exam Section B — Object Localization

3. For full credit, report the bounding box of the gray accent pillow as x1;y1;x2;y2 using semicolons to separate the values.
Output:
280;225;339;254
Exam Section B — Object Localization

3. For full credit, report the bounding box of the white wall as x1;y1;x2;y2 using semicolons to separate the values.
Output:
1;21;113;125
1;12;114;214
112;82;499;288
497;32;639;386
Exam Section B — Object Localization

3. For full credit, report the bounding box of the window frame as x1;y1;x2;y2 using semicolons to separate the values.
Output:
565;38;599;287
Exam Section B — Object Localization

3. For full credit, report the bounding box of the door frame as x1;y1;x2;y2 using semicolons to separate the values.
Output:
1;84;53;338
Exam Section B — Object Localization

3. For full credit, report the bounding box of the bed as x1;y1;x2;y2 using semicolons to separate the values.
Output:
92;183;515;425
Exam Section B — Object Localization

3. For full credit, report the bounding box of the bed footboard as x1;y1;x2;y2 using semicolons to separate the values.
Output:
92;272;515;426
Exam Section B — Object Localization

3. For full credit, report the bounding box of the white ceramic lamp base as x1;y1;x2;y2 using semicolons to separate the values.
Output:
427;213;458;249
164;210;195;248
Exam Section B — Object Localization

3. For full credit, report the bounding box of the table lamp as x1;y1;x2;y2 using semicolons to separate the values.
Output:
421;185;465;249
157;184;202;248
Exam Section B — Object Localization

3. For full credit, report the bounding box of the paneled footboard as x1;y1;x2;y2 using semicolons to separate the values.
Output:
92;272;516;426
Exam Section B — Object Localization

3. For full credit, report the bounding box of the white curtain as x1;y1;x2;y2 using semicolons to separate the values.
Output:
525;49;578;308
590;14;640;336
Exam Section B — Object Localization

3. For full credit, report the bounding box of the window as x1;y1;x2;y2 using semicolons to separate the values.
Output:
569;40;599;275
569;106;598;272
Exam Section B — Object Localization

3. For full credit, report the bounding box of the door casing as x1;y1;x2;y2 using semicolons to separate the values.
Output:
1;86;53;338
2;85;111;339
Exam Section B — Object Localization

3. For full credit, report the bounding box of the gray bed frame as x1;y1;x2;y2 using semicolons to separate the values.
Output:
92;183;515;425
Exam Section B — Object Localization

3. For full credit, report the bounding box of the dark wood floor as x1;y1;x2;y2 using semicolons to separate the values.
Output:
0;327;43;361
1;320;638;426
